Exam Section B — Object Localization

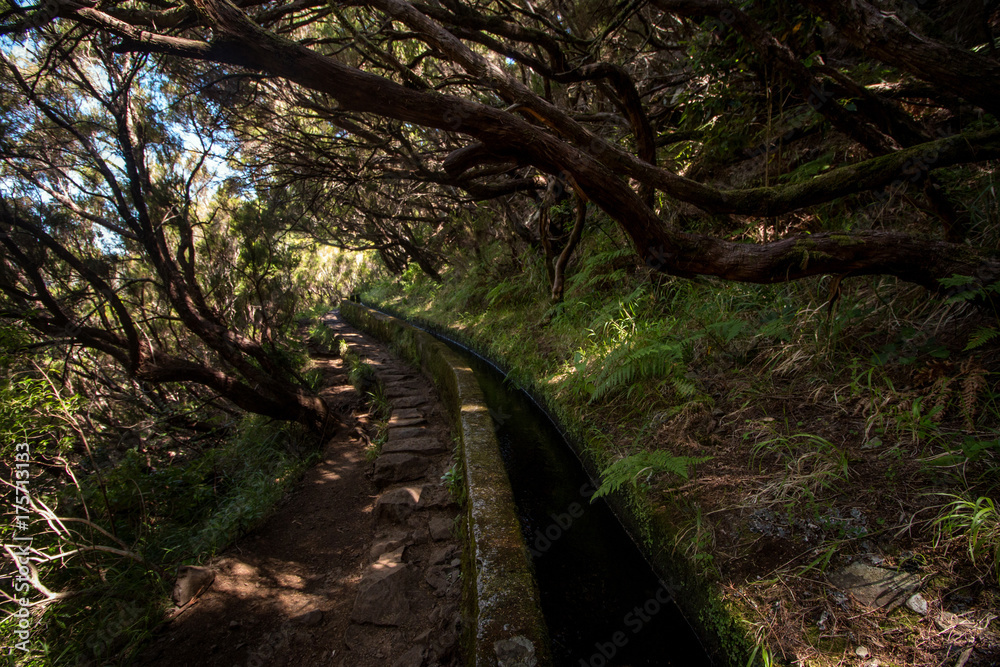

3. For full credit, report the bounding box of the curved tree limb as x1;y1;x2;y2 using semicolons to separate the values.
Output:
51;0;1000;289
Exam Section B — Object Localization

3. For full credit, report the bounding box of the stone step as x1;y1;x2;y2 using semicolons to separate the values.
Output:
390;408;425;421
388;417;426;428
380;374;418;383
350;548;411;626
369;529;409;561
373;453;432;487
389;426;431;440
416;484;458;510
385;384;426;398
428;516;455;542
374;486;423;523
382;437;450;456
392;395;432;409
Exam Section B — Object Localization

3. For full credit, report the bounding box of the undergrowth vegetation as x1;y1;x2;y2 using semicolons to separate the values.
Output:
338;337;392;461
0;409;318;665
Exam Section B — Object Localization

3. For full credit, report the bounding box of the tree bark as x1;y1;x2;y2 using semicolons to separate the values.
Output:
799;0;1000;118
551;196;586;302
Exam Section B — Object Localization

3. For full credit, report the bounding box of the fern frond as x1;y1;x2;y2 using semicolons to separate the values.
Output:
590;342;682;402
593;450;712;499
671;376;699;397
965;326;1000;351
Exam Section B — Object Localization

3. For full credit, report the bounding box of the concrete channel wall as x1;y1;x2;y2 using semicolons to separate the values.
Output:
339;302;551;667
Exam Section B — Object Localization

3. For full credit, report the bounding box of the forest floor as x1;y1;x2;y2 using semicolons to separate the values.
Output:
133;314;462;667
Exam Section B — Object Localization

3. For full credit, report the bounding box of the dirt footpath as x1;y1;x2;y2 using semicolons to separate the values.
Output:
137;312;462;667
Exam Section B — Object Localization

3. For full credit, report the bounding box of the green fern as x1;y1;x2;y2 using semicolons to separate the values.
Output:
965;326;1000;351
590;247;637;264
590;341;683;402
670;375;699;397
706;318;747;344
593;450;712;499
567;247;636;293
485;280;527;309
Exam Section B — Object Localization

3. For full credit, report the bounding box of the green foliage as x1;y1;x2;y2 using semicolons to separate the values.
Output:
0;329;78;460
779;150;835;183
567;350;597;399
335;336;389;460
0;415;315;665
589;341;687;402
965;326;1000;351
0;374;77;459
158;417;314;557
308;318;341;354
938;275;1000;351
747;433;849;501
364;383;392;461
441;461;465;503
593;450;712;500
705;318;748;345
893;397;945;446
486;279;530;310
933;495;1000;584
746;642;776;667
348;360;377;394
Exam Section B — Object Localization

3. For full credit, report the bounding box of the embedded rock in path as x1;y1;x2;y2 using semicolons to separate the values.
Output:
827;561;920;610
387;416;427;428
172;565;216;607
905;592;928;615
373;453;431;487
380;374;417;383
417;484;457;510
370;530;409;561
375;486;423;523
391;645;425;667
293;609;324;627
351;548;411;626
424;565;457;597
429;545;459;565
386;384;427;399
389;408;425;422
935;610;978;632
428;516;454;541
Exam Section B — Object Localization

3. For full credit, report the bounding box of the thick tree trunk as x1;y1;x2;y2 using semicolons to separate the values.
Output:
649;231;999;288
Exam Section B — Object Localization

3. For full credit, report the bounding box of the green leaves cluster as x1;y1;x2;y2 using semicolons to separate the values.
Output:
589;341;688;402
0;328;77;459
940;274;1000;351
933;495;1000;584
593;450;712;500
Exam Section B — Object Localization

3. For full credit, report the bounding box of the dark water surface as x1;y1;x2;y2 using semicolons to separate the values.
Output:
438;339;713;666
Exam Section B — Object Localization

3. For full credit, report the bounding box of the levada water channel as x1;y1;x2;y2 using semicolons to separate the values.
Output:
413;323;713;666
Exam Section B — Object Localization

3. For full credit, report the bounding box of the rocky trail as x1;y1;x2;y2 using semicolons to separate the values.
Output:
136;312;463;667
